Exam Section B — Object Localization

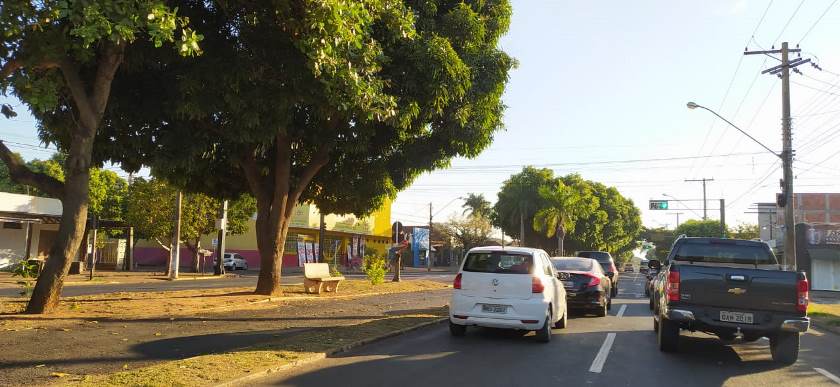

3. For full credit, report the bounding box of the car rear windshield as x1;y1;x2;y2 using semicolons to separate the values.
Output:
673;242;776;265
551;259;592;271
463;252;533;274
577;251;610;261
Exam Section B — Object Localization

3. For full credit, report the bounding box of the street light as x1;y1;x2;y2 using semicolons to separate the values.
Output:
686;101;780;159
662;193;703;219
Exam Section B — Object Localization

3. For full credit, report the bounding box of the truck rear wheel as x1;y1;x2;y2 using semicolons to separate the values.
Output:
658;318;679;352
770;332;799;365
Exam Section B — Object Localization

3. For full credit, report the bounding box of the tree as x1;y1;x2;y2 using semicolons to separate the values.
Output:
124;178;256;272
674;219;727;238
462;193;492;218
492;167;555;248
445;215;494;252
0;1;202;313
730;223;759;240
532;176;598;255
103;1;515;295
563;179;642;259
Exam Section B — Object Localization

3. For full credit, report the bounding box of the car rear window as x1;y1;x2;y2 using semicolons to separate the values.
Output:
673;242;776;265
463;252;533;274
577;251;610;261
551;259;592;271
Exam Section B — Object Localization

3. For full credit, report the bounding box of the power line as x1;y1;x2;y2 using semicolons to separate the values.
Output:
773;0;806;45
798;0;838;44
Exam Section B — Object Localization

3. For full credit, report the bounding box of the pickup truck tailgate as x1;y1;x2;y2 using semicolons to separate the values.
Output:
678;265;799;313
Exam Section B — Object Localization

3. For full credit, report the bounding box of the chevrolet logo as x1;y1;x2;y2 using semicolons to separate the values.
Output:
728;288;747;295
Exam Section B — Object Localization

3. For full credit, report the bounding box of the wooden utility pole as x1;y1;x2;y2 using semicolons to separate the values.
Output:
428;202;432;272
214;200;228;275
685;178;714;220
169;191;182;280
88;216;97;280
719;199;726;238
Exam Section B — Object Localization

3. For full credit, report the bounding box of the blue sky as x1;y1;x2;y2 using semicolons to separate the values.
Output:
3;0;840;231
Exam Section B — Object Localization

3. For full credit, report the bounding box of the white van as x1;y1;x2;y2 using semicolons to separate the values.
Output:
448;246;567;342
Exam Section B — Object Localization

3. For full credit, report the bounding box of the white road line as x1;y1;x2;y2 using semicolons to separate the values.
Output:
815;368;840;385
588;333;616;373
616;304;627;317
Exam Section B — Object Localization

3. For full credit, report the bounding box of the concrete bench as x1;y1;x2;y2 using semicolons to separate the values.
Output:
303;263;345;294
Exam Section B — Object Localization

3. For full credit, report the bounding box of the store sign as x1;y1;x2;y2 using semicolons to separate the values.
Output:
805;224;840;246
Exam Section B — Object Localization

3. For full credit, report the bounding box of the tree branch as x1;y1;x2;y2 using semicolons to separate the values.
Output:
153;237;172;252
287;144;332;215
0;59;21;79
58;58;97;132
238;147;270;207
272;134;291;227
90;42;125;119
0;141;65;198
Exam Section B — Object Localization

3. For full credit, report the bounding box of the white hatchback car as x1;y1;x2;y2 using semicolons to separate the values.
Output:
449;246;568;342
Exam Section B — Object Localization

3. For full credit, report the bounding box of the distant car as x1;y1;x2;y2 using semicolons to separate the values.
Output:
449;246;568;342
551;257;612;317
576;251;619;297
622;263;634;272
220;253;248;271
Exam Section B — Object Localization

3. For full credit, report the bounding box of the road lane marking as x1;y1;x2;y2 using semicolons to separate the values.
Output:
588;333;616;373
815;368;840;385
616;304;627;317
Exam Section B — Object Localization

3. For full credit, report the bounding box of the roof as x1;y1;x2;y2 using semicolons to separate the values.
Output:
549;256;587;260
0;192;62;217
677;237;769;247
467;246;543;255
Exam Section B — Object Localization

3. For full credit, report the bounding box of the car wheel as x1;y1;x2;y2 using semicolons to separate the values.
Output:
658;317;679;352
648;297;654;310
595;298;608;317
244;263;248;271
449;321;466;337
653;317;659;332
554;305;568;329
535;308;552;343
611;285;618;298
607;295;612;311
770;332;799;365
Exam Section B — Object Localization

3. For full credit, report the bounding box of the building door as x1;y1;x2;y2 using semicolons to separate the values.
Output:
37;230;58;260
812;257;840;291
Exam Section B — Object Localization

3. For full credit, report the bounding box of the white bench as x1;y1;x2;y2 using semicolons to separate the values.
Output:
303;263;345;294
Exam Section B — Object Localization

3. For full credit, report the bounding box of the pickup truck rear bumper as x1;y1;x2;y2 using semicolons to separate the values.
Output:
665;306;809;334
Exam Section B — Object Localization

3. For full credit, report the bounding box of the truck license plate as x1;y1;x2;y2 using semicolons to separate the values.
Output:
482;304;507;314
720;311;754;324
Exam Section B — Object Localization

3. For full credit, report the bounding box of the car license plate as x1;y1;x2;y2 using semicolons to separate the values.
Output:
561;280;574;288
481;304;508;314
720;311;754;324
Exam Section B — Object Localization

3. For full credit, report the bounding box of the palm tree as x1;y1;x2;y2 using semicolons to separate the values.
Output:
533;180;598;255
462;193;492;218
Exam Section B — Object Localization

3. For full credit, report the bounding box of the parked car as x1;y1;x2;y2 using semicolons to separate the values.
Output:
650;237;810;364
576;251;619;297
551;257;612;317
220;253;248;271
645;266;659;307
449;246;568;342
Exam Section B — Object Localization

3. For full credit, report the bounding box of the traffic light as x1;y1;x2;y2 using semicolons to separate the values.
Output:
777;179;787;207
649;200;669;210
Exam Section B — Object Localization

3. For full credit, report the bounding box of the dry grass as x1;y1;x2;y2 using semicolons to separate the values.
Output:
0;280;449;330
64;307;447;387
809;303;840;327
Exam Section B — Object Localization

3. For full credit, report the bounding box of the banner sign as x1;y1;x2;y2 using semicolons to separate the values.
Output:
805;224;840;246
297;241;307;267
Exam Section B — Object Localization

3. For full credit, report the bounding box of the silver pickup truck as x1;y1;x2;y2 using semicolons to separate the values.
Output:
649;236;810;364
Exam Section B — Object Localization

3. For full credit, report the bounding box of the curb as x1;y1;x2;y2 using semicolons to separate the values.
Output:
812;319;840;336
212;317;448;387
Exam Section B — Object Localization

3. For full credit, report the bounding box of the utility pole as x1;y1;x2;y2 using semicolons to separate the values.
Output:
719;199;726;238
169;191;182;280
685;178;714;220
745;42;809;270
319;213;326;263
88;215;97;280
214;200;228;275
666;212;683;228
428;202;432;272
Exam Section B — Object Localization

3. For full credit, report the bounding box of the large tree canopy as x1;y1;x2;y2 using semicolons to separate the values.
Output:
102;0;515;295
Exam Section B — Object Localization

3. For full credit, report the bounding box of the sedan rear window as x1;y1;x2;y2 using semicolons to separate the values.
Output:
673;242;776;265
463;252;533;274
577;251;610;261
551;259;592;271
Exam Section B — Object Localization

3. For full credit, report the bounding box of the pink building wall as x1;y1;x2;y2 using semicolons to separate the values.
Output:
133;247;298;269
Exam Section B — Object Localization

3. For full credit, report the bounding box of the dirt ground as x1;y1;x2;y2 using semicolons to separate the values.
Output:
0;280;451;386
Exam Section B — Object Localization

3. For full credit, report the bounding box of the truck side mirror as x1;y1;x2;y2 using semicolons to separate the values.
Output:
648;260;661;270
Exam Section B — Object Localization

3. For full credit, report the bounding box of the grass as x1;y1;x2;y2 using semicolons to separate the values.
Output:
809;303;840;327
66;307;448;387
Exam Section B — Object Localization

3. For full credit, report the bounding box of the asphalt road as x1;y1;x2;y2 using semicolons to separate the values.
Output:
0;271;454;298
257;272;840;387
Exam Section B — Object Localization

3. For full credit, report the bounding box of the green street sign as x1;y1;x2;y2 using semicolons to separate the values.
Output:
649;200;669;210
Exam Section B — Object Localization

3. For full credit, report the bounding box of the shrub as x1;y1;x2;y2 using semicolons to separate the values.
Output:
362;253;387;285
12;260;39;297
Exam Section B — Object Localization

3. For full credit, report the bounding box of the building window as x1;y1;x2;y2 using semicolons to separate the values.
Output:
2;222;23;230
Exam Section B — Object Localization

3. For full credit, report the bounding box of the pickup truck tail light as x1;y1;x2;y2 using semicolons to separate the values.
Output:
667;270;680;302
532;276;545;293
453;273;462;289
796;277;809;313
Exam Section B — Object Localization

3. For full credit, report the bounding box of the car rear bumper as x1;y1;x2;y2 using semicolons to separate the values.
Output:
566;288;606;308
449;294;550;331
665;304;809;334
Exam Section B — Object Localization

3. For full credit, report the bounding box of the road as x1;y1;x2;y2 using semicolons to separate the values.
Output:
0;271;454;298
257;272;840;387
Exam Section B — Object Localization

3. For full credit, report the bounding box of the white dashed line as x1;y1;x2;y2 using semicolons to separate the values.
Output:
815;368;840;385
589;332;616;373
616;304;627;317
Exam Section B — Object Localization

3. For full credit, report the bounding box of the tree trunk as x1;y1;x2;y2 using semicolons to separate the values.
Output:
189;239;201;273
557;225;565;256
26;138;93;314
392;253;402;282
253;205;290;295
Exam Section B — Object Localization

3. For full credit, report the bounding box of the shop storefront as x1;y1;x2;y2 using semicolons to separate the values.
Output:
796;223;840;291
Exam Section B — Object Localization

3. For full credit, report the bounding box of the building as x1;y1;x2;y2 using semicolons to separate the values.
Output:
757;193;840;250
0;192;63;269
133;200;393;271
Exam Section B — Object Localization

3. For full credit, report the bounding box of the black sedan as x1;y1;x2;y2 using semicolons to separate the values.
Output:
551;257;612;317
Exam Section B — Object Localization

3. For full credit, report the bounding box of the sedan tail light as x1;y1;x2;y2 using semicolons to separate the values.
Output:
585;274;601;287
532;276;545;293
796;275;809;313
667;270;680;302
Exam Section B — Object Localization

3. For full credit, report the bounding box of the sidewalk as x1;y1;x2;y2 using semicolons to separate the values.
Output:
0;270;243;289
0;280;450;386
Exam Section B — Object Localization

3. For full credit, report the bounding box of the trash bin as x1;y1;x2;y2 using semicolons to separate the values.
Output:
69;261;85;275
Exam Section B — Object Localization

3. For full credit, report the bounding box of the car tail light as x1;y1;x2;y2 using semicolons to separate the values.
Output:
585;274;601;287
796;276;809;313
667;270;680;302
532;276;545;293
453;273;462;289
610;262;618;274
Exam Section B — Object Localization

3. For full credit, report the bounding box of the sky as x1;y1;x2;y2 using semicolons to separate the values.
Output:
3;0;840;232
